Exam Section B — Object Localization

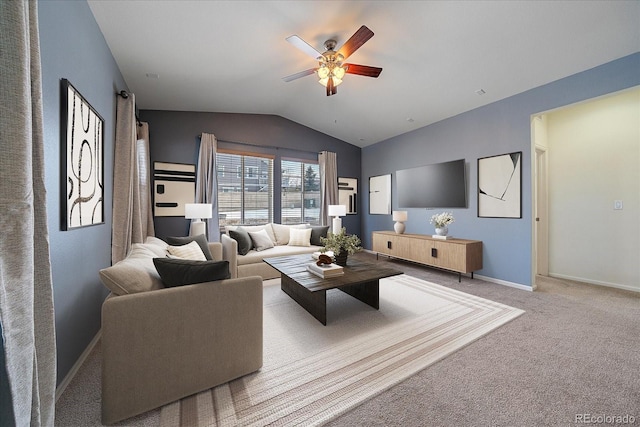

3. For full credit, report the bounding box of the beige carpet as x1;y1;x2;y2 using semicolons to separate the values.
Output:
158;275;524;426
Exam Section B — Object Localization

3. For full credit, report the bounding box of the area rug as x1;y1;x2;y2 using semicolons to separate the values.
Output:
159;275;524;426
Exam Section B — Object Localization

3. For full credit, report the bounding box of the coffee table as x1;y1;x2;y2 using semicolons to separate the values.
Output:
264;254;403;325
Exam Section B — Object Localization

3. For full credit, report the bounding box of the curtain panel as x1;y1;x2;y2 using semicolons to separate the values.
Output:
318;151;338;227
196;133;219;241
111;94;154;263
0;1;57;425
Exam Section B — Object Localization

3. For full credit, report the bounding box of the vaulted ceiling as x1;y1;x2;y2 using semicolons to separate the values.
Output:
87;1;640;147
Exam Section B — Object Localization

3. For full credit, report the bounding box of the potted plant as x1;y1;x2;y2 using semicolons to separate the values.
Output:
320;228;362;266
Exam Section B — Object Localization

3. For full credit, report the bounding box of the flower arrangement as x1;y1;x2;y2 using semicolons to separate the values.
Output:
430;212;455;228
320;228;362;256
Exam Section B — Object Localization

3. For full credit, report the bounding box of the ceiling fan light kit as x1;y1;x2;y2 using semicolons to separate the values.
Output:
284;25;382;96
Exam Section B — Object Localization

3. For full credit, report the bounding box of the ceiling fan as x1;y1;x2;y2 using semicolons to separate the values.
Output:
283;25;383;96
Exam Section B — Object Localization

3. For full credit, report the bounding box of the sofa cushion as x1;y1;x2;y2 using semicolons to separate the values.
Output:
99;244;164;296
229;228;252;255
310;225;330;246
248;229;275;251
165;234;214;260
152;258;230;287
167;240;207;260
271;223;309;245
144;236;169;255
288;227;312;247
236;244;321;266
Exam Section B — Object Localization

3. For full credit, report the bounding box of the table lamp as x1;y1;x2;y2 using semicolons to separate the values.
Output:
185;203;212;236
328;204;347;234
393;210;408;234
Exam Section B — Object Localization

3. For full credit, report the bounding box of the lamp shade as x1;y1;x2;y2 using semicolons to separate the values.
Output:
392;211;408;222
328;204;347;217
184;203;212;220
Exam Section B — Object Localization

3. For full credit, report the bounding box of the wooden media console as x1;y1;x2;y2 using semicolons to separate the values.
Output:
372;231;483;282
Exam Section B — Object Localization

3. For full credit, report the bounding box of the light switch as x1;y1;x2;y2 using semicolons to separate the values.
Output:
614;200;623;210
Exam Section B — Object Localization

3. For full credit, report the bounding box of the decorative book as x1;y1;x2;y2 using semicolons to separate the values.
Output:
306;262;344;278
432;235;453;240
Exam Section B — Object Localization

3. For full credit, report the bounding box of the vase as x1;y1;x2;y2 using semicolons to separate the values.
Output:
334;251;348;267
435;225;448;236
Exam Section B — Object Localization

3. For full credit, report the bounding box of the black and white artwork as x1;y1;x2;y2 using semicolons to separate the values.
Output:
153;162;196;216
338;177;358;214
62;79;104;230
369;174;391;215
478;151;522;218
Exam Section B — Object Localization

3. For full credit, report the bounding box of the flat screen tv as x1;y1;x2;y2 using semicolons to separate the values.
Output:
396;159;467;208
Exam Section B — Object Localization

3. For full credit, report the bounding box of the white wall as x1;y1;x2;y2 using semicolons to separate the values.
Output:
546;87;640;292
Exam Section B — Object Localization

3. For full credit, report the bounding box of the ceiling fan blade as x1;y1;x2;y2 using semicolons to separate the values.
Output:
286;35;322;59
344;63;383;78
282;68;317;82
338;25;374;60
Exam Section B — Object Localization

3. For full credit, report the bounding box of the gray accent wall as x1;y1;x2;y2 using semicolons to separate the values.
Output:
139;110;361;239
38;0;127;384
362;53;640;287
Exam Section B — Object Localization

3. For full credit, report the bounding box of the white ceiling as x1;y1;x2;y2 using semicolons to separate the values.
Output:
87;1;640;148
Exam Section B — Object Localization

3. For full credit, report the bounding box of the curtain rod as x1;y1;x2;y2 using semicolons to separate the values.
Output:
198;135;322;155
116;90;142;126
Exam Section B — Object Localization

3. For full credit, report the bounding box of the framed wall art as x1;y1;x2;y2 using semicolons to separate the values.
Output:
369;174;391;215
61;79;104;230
478;151;522;218
153;162;196;216
338;177;358;214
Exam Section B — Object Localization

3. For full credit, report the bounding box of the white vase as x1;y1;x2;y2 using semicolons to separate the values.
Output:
435;225;448;236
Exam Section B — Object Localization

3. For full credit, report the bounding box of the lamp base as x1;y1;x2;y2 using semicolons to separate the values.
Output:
394;221;406;234
332;217;343;234
190;220;206;237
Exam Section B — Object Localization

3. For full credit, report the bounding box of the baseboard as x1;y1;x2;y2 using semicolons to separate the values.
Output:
367;249;533;291
549;273;640;293
474;274;533;292
55;330;101;402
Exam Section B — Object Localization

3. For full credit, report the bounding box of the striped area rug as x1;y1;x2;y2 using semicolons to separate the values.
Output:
159;275;524;426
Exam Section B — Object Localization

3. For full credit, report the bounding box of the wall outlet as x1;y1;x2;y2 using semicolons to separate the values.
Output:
614;200;623;210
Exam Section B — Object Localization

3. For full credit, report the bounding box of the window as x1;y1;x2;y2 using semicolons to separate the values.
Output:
281;159;320;225
217;151;273;227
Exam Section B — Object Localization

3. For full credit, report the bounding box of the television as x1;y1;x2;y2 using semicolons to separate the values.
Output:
396;159;467;208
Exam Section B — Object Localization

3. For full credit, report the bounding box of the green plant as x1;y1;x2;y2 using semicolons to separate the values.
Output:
320;228;362;255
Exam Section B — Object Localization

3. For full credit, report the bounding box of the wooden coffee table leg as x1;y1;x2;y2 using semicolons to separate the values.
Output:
281;275;327;325
339;280;379;310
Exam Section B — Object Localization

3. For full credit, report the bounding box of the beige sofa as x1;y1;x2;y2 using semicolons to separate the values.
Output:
99;237;263;424
221;223;327;279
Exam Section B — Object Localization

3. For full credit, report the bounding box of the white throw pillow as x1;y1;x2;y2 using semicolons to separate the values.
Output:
166;240;207;260
288;227;312;247
248;229;275;251
272;223;309;245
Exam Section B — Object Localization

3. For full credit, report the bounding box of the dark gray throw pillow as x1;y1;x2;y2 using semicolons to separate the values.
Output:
153;258;230;287
165;234;214;260
310;225;330;246
229;228;252;255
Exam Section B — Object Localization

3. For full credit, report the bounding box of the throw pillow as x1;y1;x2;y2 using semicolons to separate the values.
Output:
229;227;252;255
248;229;275;251
166;240;207;260
226;224;277;246
153;258;230;287
165;234;214;260
310;225;330;246
288;227;312;247
271;223;309;245
99;244;164;295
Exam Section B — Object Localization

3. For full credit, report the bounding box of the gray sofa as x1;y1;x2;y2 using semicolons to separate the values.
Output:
98;237;263;424
221;223;327;279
